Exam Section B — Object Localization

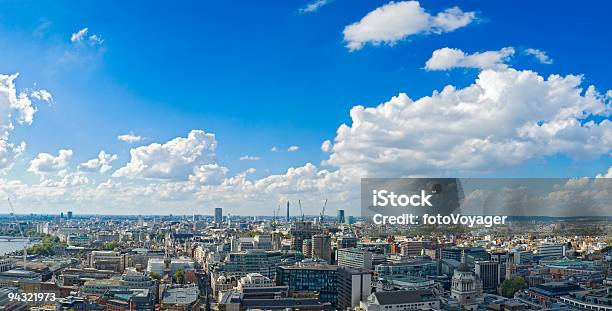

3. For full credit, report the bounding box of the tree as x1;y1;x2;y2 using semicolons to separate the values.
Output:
103;241;120;250
174;269;185;284
500;276;527;298
148;272;162;280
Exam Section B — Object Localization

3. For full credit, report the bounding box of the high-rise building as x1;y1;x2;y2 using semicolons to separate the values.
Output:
337;248;373;270
490;251;508;281
67;211;73;220
475;260;500;293
336;210;345;223
286;201;290;222
290;221;317;252
312;234;332;263
337;268;372;310
302;239;312;258
215;208;223;223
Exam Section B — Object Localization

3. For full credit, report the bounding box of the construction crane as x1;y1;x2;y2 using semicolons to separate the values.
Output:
7;198;27;270
319;199;327;223
298;200;304;221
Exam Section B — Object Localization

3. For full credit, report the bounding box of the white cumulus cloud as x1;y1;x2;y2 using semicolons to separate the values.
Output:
343;1;476;51
321;140;333;152
78;150;118;173
113;129;217;180
425;47;515;71
287;146;300;152
117;133;143;143
524;48;553;64
0;73;49;171
325;68;612;176
28;149;73;177
596;167;612;178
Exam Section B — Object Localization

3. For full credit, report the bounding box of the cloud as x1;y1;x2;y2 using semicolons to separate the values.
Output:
425;47;515;71
0;73;49;171
271;146;279;152
117;133;143;143
596;166;612;178
343;1;476;51
287;146;300;152
70;27;104;45
524;48;553;64
239;155;260;161
70;28;89;42
321;140;332;152
78;150;118;173
325;68;612;176
28;149;73;177
31;89;53;102
299;0;331;13
188;164;228;185
113;129;217;180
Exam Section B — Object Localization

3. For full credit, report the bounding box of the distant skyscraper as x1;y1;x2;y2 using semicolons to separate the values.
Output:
286;201;290;222
67;211;73;220
336;210;345;223
60;212;64;219
215;208;223;223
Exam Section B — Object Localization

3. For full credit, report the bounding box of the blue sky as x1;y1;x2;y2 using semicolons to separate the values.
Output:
0;0;610;214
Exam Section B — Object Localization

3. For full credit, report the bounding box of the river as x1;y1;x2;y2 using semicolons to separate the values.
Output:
0;240;29;256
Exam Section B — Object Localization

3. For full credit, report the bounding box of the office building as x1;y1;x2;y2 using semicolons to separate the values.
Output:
0;259;15;273
253;234;272;250
490;251;508;281
474;260;500;293
215;208;223;223
290;221;317;252
538;243;565;259
302;239;312;258
337;248;373;270
375;257;437;277
276;262;339;307
338;268;372;310
337;236;358;249
217;249;281;279
336;209;345;223
400;240;430;257
89;251;125;272
312;234;332;263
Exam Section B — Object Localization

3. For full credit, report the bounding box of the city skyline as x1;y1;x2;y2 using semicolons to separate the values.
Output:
0;0;610;215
